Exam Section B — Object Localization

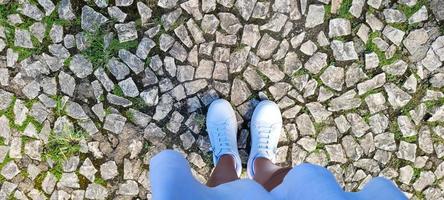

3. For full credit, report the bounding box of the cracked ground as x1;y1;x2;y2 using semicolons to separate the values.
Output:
1;0;444;199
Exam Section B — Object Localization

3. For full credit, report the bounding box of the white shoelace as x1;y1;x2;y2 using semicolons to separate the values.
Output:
208;122;231;156
256;125;276;157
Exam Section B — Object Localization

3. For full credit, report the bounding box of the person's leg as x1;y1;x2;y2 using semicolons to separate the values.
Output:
150;150;212;200
270;163;350;200
247;100;287;191
347;177;407;200
206;155;239;187
206;99;243;185
253;158;292;191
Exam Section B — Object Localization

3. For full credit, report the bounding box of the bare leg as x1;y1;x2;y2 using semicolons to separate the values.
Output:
206;155;239;187
253;157;292;191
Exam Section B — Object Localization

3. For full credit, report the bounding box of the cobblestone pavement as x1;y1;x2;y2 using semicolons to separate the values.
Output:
0;0;444;199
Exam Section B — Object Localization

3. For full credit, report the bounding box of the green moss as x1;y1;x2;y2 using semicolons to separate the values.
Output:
412;168;422;182
398;0;428;18
403;135;417;143
44;128;89;164
129;97;147;110
112;85;124;97
324;5;332;20
195;114;206;128
337;0;354;19
49;162;63;180
125;110;136;123
34;172;46;190
94;176;107;186
53;96;67;117
82;28;138;70
314;122;327;133
365;31;402;66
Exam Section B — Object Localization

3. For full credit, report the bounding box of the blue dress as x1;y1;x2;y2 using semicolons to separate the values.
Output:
149;150;408;200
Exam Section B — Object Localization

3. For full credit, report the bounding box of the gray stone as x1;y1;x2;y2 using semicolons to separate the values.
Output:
326;144;347;163
108;6;127;22
172;27;192;50
100;161;118;180
231;78;251;106
22;80;40;99
256;34;280;59
374;132;397;151
161;8;182;31
320;66;344;91
38;0;56;16
80;158;97;182
251;1;269;19
328;90;361;111
331;40;358;61
329;18;351;37
118;78;139;97
21;3;44;21
58;173;80;188
431;0;444;21
65;101;88;120
382;25;405;46
304;52;327;74
137;2;152;26
153;94;173;121
14;29;33;48
0;161;19;180
258;60;285;82
110;90;129;105
85;184;108;199
158;0;178;8
119;49;144;74
260;13;288;32
305;5;324;28
115;22;138;42
49;24;63;43
116;0;133;6
364;93;387;114
81;6;108;32
218;12;242;34
69;54;93;78
117;180;139;196
169;42;188;62
235;0;257;20
193;60;212;79
396;141;416;162
136;37;156;60
13;99;28;126
181;131;196;150
384;83;411;109
181;0;202;20
300;40;317;56
413;171;435;192
103;114;127;134
140;87;159;107
42;173;57;194
383;9;406;23
144;123;166;144
357;73;386;95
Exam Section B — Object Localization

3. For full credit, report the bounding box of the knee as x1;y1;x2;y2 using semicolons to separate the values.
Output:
289;163;332;179
150;149;187;168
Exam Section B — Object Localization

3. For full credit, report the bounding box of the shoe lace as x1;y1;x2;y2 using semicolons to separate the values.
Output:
256;125;276;156
208;122;231;155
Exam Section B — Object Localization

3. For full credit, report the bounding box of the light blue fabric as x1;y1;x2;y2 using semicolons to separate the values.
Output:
150;150;408;200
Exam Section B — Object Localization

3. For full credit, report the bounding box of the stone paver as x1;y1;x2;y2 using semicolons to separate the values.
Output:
0;0;442;199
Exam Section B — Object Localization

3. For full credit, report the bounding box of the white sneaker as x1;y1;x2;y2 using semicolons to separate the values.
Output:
247;100;283;179
206;99;242;176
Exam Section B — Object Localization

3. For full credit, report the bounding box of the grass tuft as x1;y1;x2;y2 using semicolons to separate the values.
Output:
44;127;88;164
82;27;138;70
